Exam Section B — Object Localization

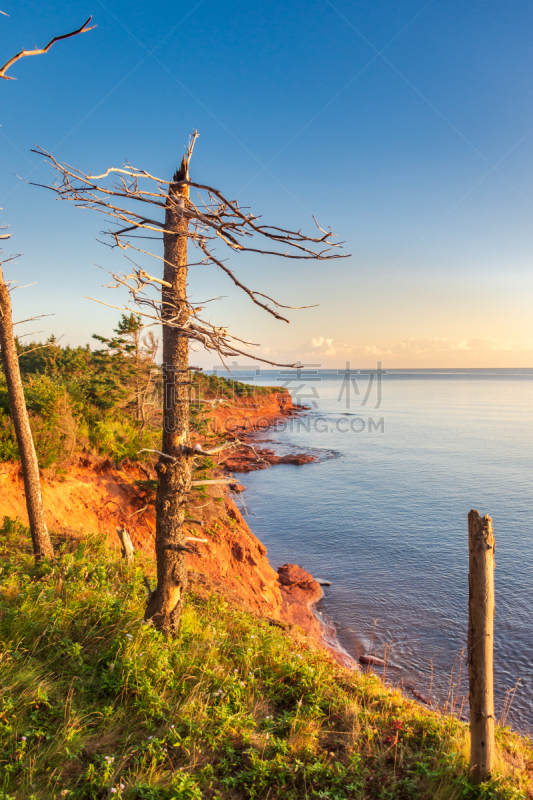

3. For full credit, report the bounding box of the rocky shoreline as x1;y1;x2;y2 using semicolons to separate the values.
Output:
0;387;357;670
216;393;455;703
208;391;359;670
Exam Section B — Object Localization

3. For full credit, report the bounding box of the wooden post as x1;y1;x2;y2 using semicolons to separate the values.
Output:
468;509;495;784
116;527;134;565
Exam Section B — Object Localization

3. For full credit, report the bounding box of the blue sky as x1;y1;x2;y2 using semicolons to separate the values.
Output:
1;0;533;367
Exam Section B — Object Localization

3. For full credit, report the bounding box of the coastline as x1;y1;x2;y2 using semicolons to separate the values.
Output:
0;387;357;669
207;388;359;670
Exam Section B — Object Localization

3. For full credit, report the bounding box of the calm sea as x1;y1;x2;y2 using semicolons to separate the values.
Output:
217;368;533;734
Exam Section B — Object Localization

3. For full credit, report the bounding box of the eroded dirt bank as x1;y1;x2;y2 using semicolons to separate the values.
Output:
0;389;355;667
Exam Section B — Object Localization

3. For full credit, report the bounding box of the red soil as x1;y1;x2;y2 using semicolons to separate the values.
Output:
0;389;355;667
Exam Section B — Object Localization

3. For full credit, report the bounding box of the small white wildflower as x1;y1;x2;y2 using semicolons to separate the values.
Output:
240;681;245;687
120;784;125;791
126;634;132;640
111;790;117;795
148;736;153;740
170;724;175;729
234;669;238;673
21;736;26;741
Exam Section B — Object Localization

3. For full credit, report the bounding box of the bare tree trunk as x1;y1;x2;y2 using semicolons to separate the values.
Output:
145;156;192;633
116;526;135;565
468;509;495;784
0;267;54;560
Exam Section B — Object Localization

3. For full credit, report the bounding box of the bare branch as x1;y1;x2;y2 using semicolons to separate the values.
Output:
33;140;347;367
0;17;96;80
13;313;55;326
18;334;63;357
187;440;269;470
15;330;43;339
0;252;20;267
191;479;234;486
163;543;198;555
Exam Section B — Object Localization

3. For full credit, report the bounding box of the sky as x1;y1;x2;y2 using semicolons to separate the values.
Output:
1;0;533;369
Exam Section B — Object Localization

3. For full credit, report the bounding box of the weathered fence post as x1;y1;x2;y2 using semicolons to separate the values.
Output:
468;509;495;784
116;526;135;565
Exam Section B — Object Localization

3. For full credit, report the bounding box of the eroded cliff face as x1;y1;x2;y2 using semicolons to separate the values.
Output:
0;455;155;546
0;389;355;667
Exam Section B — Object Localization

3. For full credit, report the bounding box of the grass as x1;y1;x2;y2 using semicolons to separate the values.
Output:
0;518;531;800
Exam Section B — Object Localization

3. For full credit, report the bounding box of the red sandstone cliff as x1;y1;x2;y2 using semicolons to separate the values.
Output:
0;389;354;667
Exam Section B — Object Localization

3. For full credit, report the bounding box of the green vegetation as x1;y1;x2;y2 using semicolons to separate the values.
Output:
2;321;160;466
0;519;530;799
0;320;277;467
191;372;273;402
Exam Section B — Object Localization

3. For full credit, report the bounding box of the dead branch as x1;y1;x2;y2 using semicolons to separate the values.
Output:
18;335;64;358
13;313;55;325
0;16;96;80
15;330;43;339
0;252;20;266
188;439;270;468
163;542;198;554
191;479;235;486
31;142;348;367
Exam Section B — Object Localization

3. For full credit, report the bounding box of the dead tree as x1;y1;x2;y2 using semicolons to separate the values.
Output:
34;134;347;632
0;15;94;560
0;248;54;559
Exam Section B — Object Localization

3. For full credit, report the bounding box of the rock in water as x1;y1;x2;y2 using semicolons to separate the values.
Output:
359;654;386;666
412;690;430;705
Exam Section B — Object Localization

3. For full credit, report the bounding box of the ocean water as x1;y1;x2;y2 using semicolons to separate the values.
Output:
220;368;533;734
